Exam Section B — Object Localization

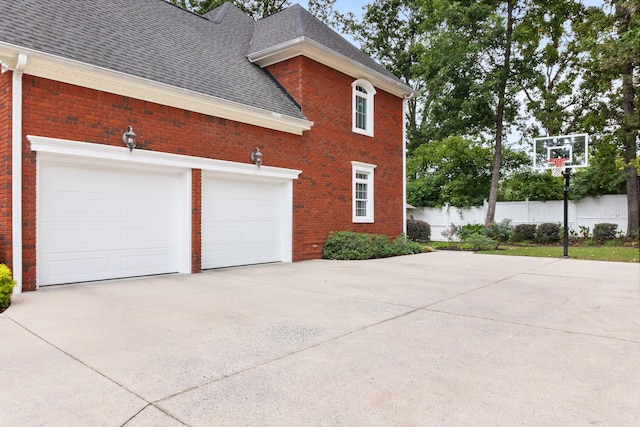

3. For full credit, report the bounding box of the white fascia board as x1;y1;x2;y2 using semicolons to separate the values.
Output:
0;43;313;136
28;135;302;181
248;37;418;99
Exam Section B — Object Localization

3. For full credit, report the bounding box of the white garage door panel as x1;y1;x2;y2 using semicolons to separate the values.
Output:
202;177;287;269
38;161;183;286
43;248;176;284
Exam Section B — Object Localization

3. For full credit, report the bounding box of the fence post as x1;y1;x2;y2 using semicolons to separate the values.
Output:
483;199;488;224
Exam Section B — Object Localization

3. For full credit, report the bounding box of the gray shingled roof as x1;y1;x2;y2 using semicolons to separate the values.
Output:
249;4;400;82
0;1;406;121
0;0;306;120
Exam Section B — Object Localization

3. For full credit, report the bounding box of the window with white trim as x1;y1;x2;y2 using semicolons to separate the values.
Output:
352;161;376;223
352;79;376;137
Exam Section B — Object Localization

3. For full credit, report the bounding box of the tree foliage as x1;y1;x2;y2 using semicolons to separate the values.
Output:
519;0;585;137
406;136;526;208
499;170;564;202
166;0;290;18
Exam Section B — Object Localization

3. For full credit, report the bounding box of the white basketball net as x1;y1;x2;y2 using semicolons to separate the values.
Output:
548;159;566;177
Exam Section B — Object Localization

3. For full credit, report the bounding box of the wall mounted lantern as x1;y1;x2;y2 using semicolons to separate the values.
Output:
122;125;137;152
251;147;263;167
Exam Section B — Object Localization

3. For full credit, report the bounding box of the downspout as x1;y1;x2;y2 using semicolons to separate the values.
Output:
11;54;27;293
402;93;413;235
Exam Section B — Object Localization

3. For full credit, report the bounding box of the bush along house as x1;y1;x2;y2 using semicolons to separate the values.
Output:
0;1;416;292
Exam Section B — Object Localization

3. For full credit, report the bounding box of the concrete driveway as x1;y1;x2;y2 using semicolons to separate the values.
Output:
1;251;639;426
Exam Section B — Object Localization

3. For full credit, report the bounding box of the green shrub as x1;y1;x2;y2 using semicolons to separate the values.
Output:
536;223;561;244
430;241;452;250
407;219;431;242
461;233;498;251
513;224;537;242
593;223;617;242
442;223;484;241
579;225;591;239
322;231;424;260
322;231;374;260
460;224;484;240
483;219;513;243
391;235;426;255
0;264;16;312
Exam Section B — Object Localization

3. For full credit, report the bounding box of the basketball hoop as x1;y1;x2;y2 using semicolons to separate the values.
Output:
547;158;566;177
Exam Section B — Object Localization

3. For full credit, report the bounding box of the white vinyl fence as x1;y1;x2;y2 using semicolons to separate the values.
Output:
410;195;628;241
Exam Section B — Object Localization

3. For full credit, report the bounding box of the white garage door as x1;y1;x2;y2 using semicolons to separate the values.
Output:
202;175;288;269
38;159;184;286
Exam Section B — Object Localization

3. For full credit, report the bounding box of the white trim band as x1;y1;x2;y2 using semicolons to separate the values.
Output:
28;136;302;181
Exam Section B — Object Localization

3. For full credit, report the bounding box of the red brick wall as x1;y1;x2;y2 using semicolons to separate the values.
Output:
15;56;405;289
191;169;202;273
268;57;405;260
0;72;11;268
20;77;302;290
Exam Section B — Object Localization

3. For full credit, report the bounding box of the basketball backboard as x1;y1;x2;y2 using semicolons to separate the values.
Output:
532;134;589;171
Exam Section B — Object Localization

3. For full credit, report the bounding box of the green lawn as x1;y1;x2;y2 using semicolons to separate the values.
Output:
477;245;639;263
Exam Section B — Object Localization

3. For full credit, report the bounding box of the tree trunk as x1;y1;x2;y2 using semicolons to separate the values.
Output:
626;163;639;237
485;0;514;225
622;67;638;237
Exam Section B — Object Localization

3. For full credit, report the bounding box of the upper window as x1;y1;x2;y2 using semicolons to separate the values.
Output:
352;161;376;223
352;79;376;137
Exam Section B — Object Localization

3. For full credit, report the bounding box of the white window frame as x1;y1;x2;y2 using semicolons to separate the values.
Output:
351;79;376;137
352;161;376;223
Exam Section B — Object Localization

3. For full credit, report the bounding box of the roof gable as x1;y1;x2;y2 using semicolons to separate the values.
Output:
249;4;415;98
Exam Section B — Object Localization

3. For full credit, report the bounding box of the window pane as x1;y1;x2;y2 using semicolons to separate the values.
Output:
355;96;367;130
356;182;367;199
355;178;368;218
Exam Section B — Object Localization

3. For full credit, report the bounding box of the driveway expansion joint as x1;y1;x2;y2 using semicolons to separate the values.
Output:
421;308;640;344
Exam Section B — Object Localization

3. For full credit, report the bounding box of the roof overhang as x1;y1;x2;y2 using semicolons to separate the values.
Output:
0;42;314;136
248;37;418;99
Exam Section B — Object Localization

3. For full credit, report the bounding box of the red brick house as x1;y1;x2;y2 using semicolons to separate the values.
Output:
0;1;415;292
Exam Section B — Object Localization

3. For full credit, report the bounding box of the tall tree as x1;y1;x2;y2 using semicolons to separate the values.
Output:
485;0;518;226
575;0;639;236
408;1;527;223
614;0;640;237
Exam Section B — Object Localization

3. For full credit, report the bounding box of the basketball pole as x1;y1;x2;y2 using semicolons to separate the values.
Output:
562;167;571;259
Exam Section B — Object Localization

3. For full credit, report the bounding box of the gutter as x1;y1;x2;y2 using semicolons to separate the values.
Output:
6;54;27;293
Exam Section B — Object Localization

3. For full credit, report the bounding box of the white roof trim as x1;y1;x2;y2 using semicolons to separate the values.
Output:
28;135;302;181
0;43;313;136
248;37;417;98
